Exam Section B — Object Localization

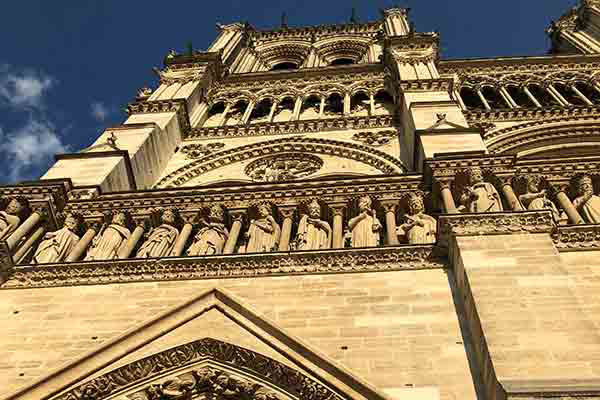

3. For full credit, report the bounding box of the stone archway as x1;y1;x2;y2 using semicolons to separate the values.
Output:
155;137;406;188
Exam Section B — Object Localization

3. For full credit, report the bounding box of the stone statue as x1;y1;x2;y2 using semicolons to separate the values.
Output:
187;205;229;256
84;212;131;261
573;175;600;223
0;197;29;241
459;168;503;213
136;209;179;258
244;203;280;252
348;195;382;247
519;177;562;221
32;213;81;264
295;200;332;250
397;194;437;244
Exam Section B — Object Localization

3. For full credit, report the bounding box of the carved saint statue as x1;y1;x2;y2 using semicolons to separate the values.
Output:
244;203;281;252
187;205;229;256
32;213;81;264
397;194;437;244
136;209;179;258
84;212;131;261
295;200;332;250
348;195;382;247
573;175;600;223
519;177;562;221
0;197;29;241
459;168;503;213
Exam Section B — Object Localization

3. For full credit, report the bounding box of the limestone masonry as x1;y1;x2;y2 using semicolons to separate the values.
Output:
2;3;600;400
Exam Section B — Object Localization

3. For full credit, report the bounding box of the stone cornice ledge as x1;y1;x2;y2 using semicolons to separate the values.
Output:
2;245;445;289
438;211;555;247
553;223;600;251
504;379;600;400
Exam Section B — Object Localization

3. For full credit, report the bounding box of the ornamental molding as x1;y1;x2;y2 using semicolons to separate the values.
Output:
482;115;600;142
3;245;445;289
180;142;226;159
0;180;71;212
155;137;406;188
552;224;600;251
53;338;344;400
250;21;383;45
352;130;397;146
398;78;453;92
188;115;395;139
127;99;192;134
63;175;423;217
438;211;555;247
464;105;600;123
457;69;600;90
427;156;515;179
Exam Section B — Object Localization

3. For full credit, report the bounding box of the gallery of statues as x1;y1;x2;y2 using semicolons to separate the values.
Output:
3;2;600;400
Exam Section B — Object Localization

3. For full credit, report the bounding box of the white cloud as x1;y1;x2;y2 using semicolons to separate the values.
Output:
0;69;54;108
0;119;67;182
91;101;111;122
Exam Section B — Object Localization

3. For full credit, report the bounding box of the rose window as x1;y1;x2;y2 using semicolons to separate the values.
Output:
245;153;323;182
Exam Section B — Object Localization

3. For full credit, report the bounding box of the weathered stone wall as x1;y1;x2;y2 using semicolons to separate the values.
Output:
0;268;478;400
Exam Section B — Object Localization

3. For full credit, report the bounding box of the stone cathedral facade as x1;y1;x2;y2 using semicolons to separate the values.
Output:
4;2;600;400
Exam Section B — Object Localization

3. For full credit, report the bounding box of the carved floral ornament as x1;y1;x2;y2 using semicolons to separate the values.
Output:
180;142;226;159
54;338;345;400
245;153;323;182
352;130;397;146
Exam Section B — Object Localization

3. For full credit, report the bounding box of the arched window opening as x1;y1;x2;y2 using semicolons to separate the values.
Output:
527;85;559;107
575;82;600;104
271;62;299;71
324;93;343;116
203;102;226;127
506;85;536;108
481;86;508;109
554;82;585;105
225;100;248;125
273;97;295;122
351;92;370;115
460;87;485;110
373;90;395;114
300;95;321;119
249;98;273;123
330;58;355;66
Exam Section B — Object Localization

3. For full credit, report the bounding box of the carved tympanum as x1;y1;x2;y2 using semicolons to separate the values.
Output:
245;153;323;182
32;213;82;264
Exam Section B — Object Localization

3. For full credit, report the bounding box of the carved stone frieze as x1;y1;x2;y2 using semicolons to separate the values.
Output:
180;142;225;159
464;105;600;123
188;114;395;139
438;211;555;247
4;245;445;289
54;338;345;400
245;153;323;182
127;99;191;134
552;224;600;251
352;130;397;146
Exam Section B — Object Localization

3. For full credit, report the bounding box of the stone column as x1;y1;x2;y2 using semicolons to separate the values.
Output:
381;201;400;246
499;87;517;108
268;100;278;122
170;217;193;256
242;101;255;124
329;203;346;249
369;94;375;115
571;85;594;105
319;97;325;118
278;206;295;251
547;84;569;106
224;210;245;254
66;223;100;262
523;86;542;107
219;103;232;126
6;209;45;251
554;185;584;224
438;180;458;214
476;88;492;111
118;219;147;259
293;97;303;120
501;179;524;211
13;225;46;264
343;93;351;115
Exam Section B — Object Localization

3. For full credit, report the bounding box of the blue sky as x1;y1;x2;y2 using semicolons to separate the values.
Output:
0;0;576;184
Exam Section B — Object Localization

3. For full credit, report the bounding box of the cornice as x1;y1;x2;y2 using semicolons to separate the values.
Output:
386;33;439;51
187;115;395;139
398;77;453;92
464;105;600;123
482;114;600;142
127;98;191;135
3;245;445;289
0;180;72;214
251;21;383;45
553;224;600;251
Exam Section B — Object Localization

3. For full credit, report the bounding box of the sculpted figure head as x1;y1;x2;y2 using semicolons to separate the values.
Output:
258;203;271;218
408;194;425;215
308;200;321;218
5;197;29;215
469;167;484;185
578;175;594;196
64;213;81;232
209;204;225;222
161;209;176;225
358;195;372;212
112;212;127;227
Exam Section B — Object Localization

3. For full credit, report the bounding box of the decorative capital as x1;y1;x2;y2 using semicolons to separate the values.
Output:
278;206;296;219
380;200;399;213
436;179;453;191
229;210;246;222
